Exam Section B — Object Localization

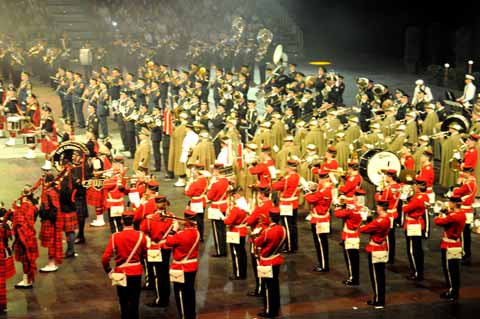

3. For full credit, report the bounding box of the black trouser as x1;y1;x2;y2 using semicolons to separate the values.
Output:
65;98;75;122
196;212;205;241
211;219;227;256
368;253;386;305
230;237;247;278
250;244;262;294
74;102;85;127
387;224;396;264
116;275;142;319
281;209;298;252
98;115;109;137
344;246;360;283
463;224;471;259
173;271;196;319
163;135;172;175
59;95;67;118
406;234;424;278
152;138;161;171
75;197;87;240
126;129;136;158
441;249;460;297
147;249;171;306
116;116;127;148
311;224;329;270
108;210;123;234
261;265;280;317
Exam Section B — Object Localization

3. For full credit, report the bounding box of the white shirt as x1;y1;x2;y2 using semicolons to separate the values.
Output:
459;82;476;106
180;130;199;163
412;85;433;105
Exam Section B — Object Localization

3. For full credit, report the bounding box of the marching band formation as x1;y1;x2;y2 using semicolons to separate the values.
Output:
1;29;480;318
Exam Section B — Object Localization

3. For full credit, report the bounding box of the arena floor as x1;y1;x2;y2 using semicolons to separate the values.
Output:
1;63;479;318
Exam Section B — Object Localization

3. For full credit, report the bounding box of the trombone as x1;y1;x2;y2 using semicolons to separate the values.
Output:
159;211;197;225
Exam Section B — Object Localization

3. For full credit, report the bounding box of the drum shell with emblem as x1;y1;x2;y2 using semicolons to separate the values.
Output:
360;149;401;186
7;116;23;132
23;133;37;145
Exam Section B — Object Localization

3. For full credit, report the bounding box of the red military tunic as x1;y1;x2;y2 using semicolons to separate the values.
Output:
166;226;200;272
452;175;477;224
102;227;147;276
402;192;429;232
140;212;174;250
272;172;300;209
374;182;401;224
255;223;286;266
334;206;362;240
312;159;338;175
304;181;333;225
434;212;466;249
402;155;415;170
224;206;248;237
207;177;230;212
360;216;390;252
185;176;208;212
249;160;275;189
417;163;434;192
338;173;363;201
246;199;273;229
463;147;478;170
133;197;156;224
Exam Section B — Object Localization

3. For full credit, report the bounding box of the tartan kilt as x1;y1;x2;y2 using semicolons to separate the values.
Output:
40;220;55;249
0;253;5;307
57;211;78;233
14;226;39;264
40;138;58;154
87;187;104;207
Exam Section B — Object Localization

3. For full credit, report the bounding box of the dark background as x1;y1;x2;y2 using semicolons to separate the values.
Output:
280;0;476;68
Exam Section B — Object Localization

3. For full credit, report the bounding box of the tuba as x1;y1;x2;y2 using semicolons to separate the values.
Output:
254;28;273;62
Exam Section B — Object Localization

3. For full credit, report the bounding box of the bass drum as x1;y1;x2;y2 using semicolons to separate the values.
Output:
441;114;471;133
360;149;401;186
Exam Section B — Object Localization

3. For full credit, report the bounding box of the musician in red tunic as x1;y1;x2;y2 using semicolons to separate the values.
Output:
140;196;176;308
165;209;200;319
462;133;479;173
12;186;39;288
2;87;22;146
102;210;147;319
246;189;272;297
254;208;286;318
272;159;300;253
312;146;339;184
22;93;41;159
402;178;429;281
305;169;333;272
103;156;128;234
133;181;159;229
338;161;364;204
360;199;390;309
184;163;209;241
249;145;276;190
334;202;362;285
206;165;231;257
416;149;435;203
452;166;477;265
434;196;466;300
224;187;249;280
374;169;400;264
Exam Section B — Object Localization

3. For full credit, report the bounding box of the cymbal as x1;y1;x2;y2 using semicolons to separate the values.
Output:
309;61;332;66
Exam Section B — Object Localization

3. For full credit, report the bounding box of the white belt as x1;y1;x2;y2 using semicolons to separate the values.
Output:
461;205;472;209
369;240;386;246
311;211;329;219
280;197;298;201
117;262;141;268
343;225;357;234
443;237;460;243
212;200;227;205
260;253;280;261
173;258;198;264
192;195;205;200
387;209;396;213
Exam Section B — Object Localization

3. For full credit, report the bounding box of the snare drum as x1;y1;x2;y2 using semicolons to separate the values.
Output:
360;149;401;186
23;133;37;145
7;116;23;132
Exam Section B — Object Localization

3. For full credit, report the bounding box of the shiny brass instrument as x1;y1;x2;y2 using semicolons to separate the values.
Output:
356;77;369;105
255;28;273;62
371;83;386;107
159;211;197;225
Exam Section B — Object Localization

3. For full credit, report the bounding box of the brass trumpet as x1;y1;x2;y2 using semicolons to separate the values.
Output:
159;211;197;225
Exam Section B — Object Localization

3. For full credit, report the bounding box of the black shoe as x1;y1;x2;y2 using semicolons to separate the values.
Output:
313;266;329;273
211;253;227;257
247;290;262;297
407;274;424;281
343;279;359;286
74;238;85;244
367;300;385;309
229;275;243;280
440;291;458;300
257;311;276;318
145;301;167;308
65;252;78;258
142;284;154;290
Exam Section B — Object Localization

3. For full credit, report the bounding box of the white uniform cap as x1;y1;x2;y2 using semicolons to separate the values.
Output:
415;79;424;86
